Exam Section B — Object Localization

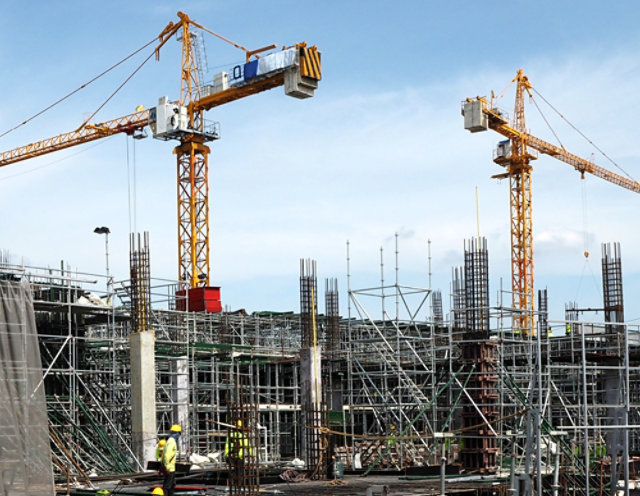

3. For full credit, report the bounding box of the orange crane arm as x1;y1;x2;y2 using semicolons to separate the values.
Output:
194;73;286;111
0;110;149;168
482;105;640;194
0;42;321;168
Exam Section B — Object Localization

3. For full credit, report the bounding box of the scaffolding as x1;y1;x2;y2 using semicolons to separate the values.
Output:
0;238;639;495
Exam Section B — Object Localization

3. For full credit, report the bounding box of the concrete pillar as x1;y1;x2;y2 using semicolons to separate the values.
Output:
300;346;322;467
130;331;157;469
172;357;190;452
300;347;322;407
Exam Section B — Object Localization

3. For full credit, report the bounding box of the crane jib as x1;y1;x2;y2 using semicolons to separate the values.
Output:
480;106;640;195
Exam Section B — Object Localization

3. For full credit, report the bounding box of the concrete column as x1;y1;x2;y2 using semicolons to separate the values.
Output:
130;331;157;469
300;346;322;465
172;357;190;452
300;347;322;407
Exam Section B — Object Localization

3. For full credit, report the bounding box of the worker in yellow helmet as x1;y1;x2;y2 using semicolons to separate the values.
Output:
387;425;397;448
224;419;253;464
162;425;181;496
155;439;167;462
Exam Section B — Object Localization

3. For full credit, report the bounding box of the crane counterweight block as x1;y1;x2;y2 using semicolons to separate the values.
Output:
285;44;321;99
462;99;488;133
298;44;322;80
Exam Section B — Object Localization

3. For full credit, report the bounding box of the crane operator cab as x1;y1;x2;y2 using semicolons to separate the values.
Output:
149;96;220;142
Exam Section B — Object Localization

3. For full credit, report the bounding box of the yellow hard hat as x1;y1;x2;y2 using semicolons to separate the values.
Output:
158;439;166;447
170;424;182;433
152;488;164;496
390;425;396;431
236;419;243;428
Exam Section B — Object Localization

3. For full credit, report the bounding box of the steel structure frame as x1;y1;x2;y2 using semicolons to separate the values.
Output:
2;239;640;496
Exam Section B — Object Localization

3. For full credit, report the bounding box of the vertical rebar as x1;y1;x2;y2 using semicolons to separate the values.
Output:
325;278;340;353
602;242;624;329
300;259;326;478
464;237;489;336
460;237;497;474
452;267;466;331
129;232;151;333
227;376;260;496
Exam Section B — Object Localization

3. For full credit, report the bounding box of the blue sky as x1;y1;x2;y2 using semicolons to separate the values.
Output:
1;1;640;324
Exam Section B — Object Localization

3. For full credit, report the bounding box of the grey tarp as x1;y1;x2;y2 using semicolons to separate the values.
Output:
0;280;54;496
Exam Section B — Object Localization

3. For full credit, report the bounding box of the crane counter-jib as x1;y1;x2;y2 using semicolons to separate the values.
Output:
194;43;321;111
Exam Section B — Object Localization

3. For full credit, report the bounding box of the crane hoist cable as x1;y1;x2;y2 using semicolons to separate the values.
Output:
581;161;591;259
528;91;565;150
528;89;604;303
531;86;636;182
573;254;603;305
0;37;158;140
492;78;515;107
77;47;158;131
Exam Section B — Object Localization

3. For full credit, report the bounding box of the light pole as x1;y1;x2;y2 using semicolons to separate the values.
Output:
93;226;111;302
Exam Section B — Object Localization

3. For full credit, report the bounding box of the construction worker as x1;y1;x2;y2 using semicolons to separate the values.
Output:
155;439;167;462
151;489;164;496
162;425;181;496
225;419;252;463
387;425;397;448
566;323;572;336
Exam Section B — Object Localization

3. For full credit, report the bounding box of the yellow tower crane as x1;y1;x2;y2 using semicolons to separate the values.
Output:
462;69;640;336
0;12;321;310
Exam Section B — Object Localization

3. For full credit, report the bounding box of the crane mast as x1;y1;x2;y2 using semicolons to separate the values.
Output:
175;12;211;289
499;70;536;337
463;69;640;337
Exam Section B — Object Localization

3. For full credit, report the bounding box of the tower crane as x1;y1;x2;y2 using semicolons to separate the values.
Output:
462;69;640;336
0;12;321;311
